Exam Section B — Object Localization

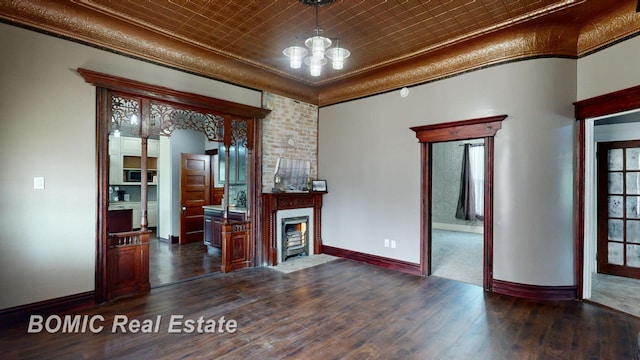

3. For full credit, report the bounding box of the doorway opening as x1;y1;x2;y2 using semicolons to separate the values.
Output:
431;139;484;286
583;110;640;317
411;115;506;291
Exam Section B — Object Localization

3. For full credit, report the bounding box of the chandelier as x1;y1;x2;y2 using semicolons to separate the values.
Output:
283;0;350;77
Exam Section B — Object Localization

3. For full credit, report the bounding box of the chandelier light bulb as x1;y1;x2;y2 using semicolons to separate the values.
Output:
305;56;327;76
326;47;350;70
305;35;331;59
283;46;308;69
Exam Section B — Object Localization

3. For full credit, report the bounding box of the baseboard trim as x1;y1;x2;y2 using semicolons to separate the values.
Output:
492;279;577;301
323;245;422;276
0;291;95;327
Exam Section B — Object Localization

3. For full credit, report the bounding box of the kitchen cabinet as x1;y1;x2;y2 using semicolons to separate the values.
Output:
108;201;157;229
109;136;159;185
203;206;246;248
219;144;246;184
120;137;159;157
122;156;158;184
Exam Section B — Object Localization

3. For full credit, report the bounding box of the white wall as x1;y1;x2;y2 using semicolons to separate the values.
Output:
0;23;260;310
577;35;640;101
319;58;577;286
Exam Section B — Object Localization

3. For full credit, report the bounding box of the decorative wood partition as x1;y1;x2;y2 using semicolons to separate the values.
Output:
78;68;270;304
106;231;150;301
221;221;252;272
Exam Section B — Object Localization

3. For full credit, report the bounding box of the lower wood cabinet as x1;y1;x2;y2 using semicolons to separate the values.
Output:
106;231;150;301
203;208;246;248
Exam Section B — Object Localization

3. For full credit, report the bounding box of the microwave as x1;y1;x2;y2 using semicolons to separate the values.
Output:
125;170;154;182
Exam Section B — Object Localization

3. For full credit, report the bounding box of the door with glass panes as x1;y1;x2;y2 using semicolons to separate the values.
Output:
597;140;640;279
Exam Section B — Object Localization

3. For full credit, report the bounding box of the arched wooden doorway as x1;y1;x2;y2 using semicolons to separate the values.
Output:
78;69;270;303
411;115;506;291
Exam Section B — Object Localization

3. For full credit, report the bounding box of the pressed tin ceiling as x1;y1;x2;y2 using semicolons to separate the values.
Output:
0;0;639;105
72;0;572;82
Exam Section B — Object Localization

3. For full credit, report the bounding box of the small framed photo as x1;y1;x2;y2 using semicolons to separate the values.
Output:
311;180;327;192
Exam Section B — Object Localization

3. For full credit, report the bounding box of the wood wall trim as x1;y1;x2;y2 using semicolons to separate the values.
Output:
410;115;507;143
77;68;271;119
322;246;422;276
484;137;495;292
492;280;577;301
0;291;95;328
411;115;506;290
573;84;640;120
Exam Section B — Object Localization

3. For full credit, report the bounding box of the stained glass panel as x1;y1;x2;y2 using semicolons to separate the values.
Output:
608;196;624;218
608;242;624;265
627;220;640;244
608;172;623;194
608;219;623;241
627;196;640;219
626;148;640;170
627;244;640;268
608;148;623;171
627;172;640;194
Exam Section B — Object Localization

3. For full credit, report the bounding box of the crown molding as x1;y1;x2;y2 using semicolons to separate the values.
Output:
0;0;320;104
1;0;639;107
317;21;580;106
577;0;640;56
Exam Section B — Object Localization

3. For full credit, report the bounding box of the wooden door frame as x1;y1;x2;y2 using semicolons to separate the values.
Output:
411;115;506;291
78;68;270;304
574;84;640;299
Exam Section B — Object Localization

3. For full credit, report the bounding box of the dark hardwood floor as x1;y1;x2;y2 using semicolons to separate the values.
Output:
149;236;221;287
2;259;639;359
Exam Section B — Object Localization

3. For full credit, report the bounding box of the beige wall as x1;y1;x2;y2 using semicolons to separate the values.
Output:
0;23;260;310
577;35;640;101
320;58;577;286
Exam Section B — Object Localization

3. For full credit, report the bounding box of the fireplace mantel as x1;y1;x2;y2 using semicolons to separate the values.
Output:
261;192;326;266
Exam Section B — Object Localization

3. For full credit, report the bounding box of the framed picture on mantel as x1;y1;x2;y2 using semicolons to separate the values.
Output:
312;180;327;192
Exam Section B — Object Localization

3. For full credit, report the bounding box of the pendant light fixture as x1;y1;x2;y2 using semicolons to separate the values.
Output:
283;0;350;77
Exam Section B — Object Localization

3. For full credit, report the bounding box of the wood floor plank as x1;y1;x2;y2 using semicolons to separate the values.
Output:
2;259;639;359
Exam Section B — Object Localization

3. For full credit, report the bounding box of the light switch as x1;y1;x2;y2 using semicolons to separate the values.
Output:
33;176;45;190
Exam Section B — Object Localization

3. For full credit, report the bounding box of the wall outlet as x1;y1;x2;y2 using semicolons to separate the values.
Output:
391;240;396;249
384;239;389;247
33;176;45;190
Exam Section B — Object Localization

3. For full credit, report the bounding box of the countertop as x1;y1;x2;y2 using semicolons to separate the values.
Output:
202;205;247;214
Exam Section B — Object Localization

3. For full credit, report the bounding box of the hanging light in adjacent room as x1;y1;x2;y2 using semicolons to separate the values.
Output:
283;0;350;77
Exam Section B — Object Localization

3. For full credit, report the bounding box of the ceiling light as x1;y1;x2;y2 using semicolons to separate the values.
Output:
283;0;349;77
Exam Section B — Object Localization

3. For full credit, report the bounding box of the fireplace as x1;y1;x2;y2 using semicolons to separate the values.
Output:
281;216;309;262
261;192;326;266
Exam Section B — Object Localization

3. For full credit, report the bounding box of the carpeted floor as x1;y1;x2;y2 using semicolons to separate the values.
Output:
590;272;640;318
431;229;483;287
269;254;337;274
431;229;640;318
